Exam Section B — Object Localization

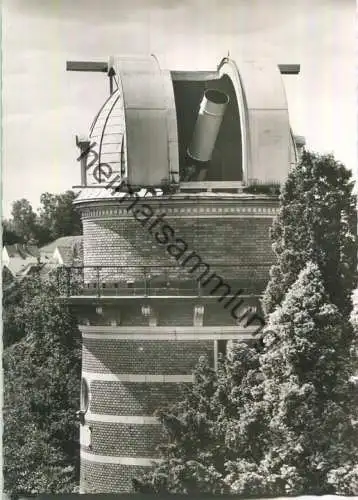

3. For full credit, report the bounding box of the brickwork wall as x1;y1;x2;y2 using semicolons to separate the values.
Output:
82;423;160;460
82;339;214;374
82;215;274;283
90;381;189;416
204;302;247;325
81;461;145;493
81;337;213;493
82;421;163;457
78;197;276;493
158;302;194;326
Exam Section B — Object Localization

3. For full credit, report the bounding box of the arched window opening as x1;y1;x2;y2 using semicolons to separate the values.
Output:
80;377;90;414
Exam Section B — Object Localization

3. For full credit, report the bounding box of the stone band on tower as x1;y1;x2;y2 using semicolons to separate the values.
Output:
65;54;301;493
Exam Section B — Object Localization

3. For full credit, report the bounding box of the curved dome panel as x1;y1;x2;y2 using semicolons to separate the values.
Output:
87;90;126;186
218;58;291;185
112;55;178;187
86;55;179;189
83;54;295;190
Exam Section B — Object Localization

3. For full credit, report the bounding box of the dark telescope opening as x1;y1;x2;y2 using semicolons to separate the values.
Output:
173;75;243;182
205;89;229;105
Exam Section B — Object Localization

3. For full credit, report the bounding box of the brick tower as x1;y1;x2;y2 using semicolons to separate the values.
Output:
66;55;301;493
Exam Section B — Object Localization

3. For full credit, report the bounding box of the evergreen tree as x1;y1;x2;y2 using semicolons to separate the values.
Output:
135;266;358;497
262;151;357;318
3;273;81;497
134;152;358;497
133;355;225;494
227;263;358;496
134;343;263;495
219;342;268;497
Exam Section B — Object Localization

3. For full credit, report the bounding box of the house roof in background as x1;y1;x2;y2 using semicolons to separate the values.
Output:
56;246;73;265
3;236;83;278
4;259;39;277
40;235;83;254
4;243;40;259
3;244;40;276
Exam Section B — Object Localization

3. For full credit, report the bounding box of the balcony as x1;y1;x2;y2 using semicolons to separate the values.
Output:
55;264;270;300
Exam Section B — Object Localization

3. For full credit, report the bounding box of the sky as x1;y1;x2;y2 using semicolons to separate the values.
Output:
2;0;356;218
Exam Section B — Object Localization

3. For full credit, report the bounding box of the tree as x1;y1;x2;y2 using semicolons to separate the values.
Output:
2;219;23;245
3;272;81;497
4;191;82;247
133;355;225;494
227;263;358;496
38;191;82;242
218;342;268;497
134;343;264;495
262;151;357;318
135;265;358;497
134;152;358;497
10;198;39;243
2;271;25;348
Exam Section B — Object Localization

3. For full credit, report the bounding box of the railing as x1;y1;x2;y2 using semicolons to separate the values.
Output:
55;264;271;299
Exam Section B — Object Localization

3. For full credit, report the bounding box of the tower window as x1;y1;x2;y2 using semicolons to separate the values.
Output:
80;378;90;413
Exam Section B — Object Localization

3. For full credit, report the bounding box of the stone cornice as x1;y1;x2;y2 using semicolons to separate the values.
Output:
80;325;259;340
77;195;279;220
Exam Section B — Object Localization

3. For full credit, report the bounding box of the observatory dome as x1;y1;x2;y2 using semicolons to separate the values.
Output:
81;54;299;190
87;89;126;186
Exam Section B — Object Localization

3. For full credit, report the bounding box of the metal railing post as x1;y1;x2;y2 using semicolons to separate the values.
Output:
143;267;147;297
53;264;268;298
96;267;101;298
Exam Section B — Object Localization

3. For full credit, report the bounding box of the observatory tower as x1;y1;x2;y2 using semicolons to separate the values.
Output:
66;54;301;493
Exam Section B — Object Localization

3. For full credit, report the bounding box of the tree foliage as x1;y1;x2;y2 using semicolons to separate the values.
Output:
133;343;263;495
10;198;38;243
135;265;358;497
262;151;357;318
3;190;81;246
133;355;226;494
2;219;23;245
227;263;358;496
3;273;81;497
38;191;82;242
134;152;358;497
2;271;25;347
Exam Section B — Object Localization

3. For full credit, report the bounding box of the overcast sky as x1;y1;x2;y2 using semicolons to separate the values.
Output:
2;0;356;217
